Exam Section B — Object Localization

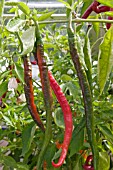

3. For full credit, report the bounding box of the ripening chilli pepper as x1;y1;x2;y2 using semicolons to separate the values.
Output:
83;155;94;170
67;1;98;169
67;29;98;170
31;60;73;168
81;1;100;19
23;55;45;132
106;8;113;29
33;19;53;170
81;0;109;19
48;71;73;168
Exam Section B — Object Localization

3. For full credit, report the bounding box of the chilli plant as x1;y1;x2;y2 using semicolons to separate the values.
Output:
0;0;113;170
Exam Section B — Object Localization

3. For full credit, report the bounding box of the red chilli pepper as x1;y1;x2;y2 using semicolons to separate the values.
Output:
81;1;100;19
106;8;113;29
24;56;45;132
31;61;73;167
83;155;94;170
48;71;73;168
82;0;109;19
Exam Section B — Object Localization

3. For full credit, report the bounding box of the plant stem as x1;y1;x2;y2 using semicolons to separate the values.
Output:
38;18;113;25
0;0;5;17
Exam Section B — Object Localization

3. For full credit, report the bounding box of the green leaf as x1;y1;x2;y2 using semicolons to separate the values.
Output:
99;152;110;170
14;63;24;83
91;15;100;37
44;144;56;167
0;81;8;97
5;1;30;16
81;0;93;16
61;74;72;82
17;163;29;170
98;125;113;142
72;116;86;138
22;122;36;156
18;2;30;16
73;155;83;170
2;156;17;168
2;115;14;127
52;148;62;161
65;81;79;99
54;108;65;129
105;11;113;17
6;18;25;33
98;25;113;94
70;128;84;157
38;10;56;21
0;70;11;81
58;0;72;9
96;0;113;8
5;1;18;6
76;34;87;69
21;27;35;55
83;31;92;88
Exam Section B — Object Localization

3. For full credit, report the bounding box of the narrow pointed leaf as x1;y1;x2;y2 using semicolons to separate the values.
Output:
0;81;8;97
105;11;113;17
14;63;24;83
38;10;56;21
98;125;113;142
98;26;113;94
5;1;30;16
58;0;72;9
83;32;92;87
18;2;30;16
22;122;36;156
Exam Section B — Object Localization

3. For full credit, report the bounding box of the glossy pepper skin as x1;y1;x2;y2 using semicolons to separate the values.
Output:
24;56;45;132
31;60;73;167
83;155;94;170
48;71;73;168
82;0;109;19
81;1;100;19
34;22;53;169
67;2;98;166
106;8;113;29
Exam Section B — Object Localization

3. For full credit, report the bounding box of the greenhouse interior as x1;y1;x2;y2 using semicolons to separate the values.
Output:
0;0;113;170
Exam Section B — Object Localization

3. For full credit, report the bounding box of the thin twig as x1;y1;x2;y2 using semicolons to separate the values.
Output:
38;18;113;25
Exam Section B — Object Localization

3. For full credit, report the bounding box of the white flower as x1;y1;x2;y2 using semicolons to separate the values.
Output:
8;77;18;90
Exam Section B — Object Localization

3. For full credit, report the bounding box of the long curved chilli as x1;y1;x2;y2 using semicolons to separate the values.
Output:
34;40;52;169
31;60;73;167
67;1;98;168
24;56;45;132
48;70;73;168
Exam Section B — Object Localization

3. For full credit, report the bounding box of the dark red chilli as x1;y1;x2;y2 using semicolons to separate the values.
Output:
24;56;45;132
83;155;94;170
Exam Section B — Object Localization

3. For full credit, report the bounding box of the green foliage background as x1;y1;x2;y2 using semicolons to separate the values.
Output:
0;0;113;169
